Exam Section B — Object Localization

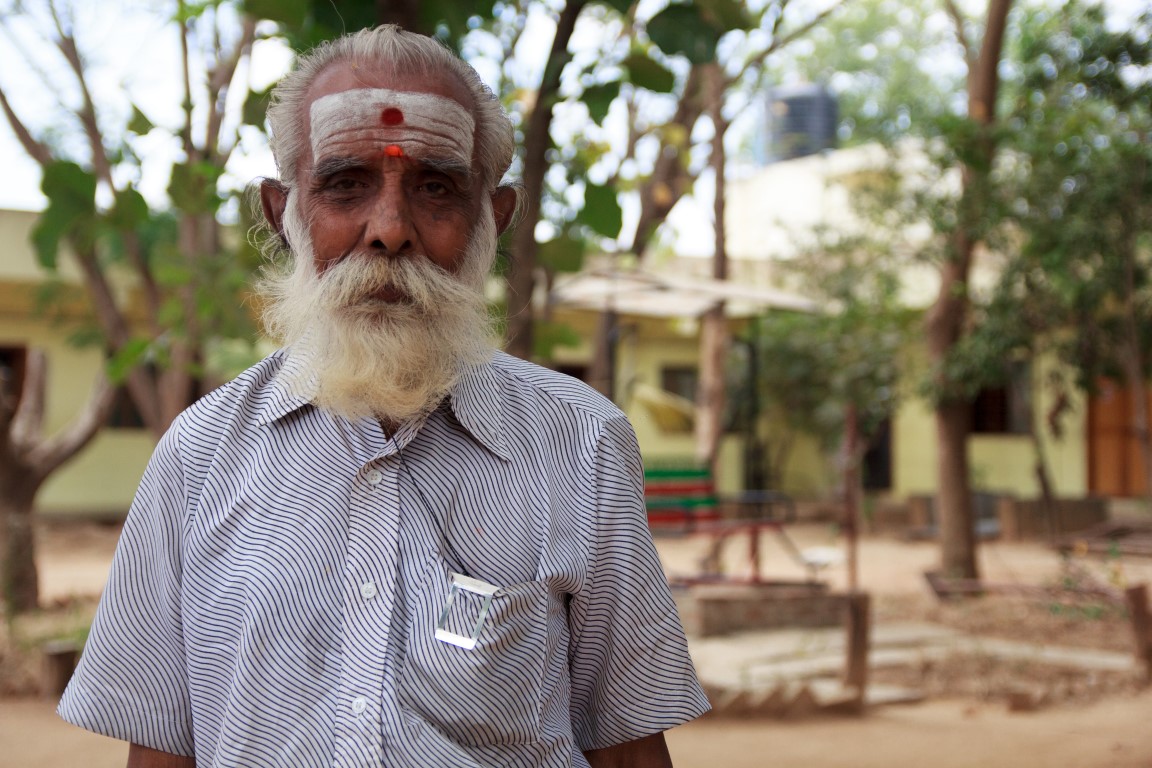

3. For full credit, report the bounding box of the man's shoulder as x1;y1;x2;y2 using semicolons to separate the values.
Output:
180;349;294;429
486;351;624;423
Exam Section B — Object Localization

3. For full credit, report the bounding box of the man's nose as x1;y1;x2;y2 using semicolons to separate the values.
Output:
363;187;415;255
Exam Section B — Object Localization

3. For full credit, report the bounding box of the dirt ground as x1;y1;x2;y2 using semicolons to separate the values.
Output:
3;519;1152;768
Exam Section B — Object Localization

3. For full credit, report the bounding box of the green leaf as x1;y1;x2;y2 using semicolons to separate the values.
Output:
578;183;623;239
154;257;193;288
696;0;752;31
623;54;676;93
107;337;152;383
41;161;97;217
533;319;583;360
30;206;70;270
582;81;621;124
538;235;586;273
242;87;271;129
33;161;99;269
592;0;634;14
128;105;155;135
108;187;150;230
646;4;722;65
421;0;499;41
168;162;224;214
242;0;307;26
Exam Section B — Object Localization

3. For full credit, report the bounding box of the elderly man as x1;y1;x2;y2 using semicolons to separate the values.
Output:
59;25;709;768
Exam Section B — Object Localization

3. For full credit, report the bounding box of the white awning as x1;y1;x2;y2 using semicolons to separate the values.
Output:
549;267;819;319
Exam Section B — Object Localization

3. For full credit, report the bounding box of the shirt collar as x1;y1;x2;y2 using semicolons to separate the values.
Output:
256;348;315;426
447;355;511;462
256;349;512;462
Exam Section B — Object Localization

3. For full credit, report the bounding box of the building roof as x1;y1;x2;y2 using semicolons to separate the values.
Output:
549;266;818;319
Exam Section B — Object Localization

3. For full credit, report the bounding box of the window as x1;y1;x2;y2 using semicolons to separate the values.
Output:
105;385;147;429
660;366;698;403
0;346;28;410
554;364;589;384
971;362;1031;435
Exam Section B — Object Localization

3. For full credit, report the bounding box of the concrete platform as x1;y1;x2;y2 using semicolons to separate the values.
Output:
689;621;1142;718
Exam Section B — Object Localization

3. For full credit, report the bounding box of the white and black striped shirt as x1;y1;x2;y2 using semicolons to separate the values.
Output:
59;349;709;767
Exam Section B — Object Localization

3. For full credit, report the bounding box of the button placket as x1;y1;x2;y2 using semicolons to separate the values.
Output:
334;459;401;763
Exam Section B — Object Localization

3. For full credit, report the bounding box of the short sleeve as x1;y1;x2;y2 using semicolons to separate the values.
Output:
57;419;195;756
566;416;711;750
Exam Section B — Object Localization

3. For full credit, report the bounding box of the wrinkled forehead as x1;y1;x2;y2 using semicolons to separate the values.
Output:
308;87;476;169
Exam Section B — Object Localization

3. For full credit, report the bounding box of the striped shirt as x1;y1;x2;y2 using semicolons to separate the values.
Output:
59;349;709;767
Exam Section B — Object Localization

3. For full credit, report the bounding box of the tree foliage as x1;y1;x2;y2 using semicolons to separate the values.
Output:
982;2;1152;501
0;0;267;612
738;216;915;490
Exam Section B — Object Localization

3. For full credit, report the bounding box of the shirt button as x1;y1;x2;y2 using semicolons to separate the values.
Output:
366;469;383;485
351;696;367;715
360;581;377;600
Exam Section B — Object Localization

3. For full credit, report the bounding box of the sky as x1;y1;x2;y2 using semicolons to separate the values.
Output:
0;1;293;212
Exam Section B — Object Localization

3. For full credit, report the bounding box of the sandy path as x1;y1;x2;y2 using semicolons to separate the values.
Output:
667;690;1152;768
5;691;1152;768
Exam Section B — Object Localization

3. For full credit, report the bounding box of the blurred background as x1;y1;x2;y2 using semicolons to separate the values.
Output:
4;0;1151;590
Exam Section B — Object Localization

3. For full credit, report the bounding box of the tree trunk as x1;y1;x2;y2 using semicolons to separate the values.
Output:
1;350;115;614
1028;423;1058;541
504;1;585;361
934;399;976;577
0;479;41;614
928;0;1013;581
694;64;730;481
695;306;728;477
587;309;617;400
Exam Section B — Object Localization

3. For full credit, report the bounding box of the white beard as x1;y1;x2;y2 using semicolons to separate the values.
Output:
256;195;498;424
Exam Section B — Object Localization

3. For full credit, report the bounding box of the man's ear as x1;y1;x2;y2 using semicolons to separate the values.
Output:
260;179;290;242
491;186;519;236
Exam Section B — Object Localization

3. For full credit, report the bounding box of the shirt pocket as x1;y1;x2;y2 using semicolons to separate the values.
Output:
399;556;548;747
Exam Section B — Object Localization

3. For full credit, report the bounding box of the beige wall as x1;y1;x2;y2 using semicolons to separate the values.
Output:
892;356;1089;499
549;308;835;497
0;315;152;517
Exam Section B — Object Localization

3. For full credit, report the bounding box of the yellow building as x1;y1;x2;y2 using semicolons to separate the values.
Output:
546;144;1112;509
1;143;1134;521
1;208;154;518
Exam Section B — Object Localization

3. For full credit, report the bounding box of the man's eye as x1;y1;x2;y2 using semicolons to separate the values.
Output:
327;177;363;191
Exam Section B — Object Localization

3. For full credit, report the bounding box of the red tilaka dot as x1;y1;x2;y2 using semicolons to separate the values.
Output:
381;107;404;125
384;144;404;158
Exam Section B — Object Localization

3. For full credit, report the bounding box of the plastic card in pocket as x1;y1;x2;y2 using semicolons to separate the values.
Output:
435;572;500;650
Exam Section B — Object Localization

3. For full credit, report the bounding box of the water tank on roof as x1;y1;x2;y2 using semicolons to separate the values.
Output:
766;84;838;162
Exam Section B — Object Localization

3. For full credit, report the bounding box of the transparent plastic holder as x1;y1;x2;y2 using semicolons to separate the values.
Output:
435;572;500;650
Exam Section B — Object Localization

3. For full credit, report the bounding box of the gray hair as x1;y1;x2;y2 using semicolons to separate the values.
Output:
266;25;516;195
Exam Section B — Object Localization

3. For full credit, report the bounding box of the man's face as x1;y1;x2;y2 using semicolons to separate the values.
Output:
256;59;517;423
276;62;492;291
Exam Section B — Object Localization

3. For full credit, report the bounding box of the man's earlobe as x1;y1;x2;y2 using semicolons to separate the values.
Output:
260;179;290;242
491;186;519;236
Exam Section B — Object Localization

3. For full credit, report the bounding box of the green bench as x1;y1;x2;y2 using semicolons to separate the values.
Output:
643;463;720;532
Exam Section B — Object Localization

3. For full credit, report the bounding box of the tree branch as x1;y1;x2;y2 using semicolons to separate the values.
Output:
630;67;705;257
736;2;846;83
9;349;46;453
943;0;975;71
0;85;53;167
971;0;1012;125
208;16;257;168
179;0;196;159
47;0;114;188
27;366;116;478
